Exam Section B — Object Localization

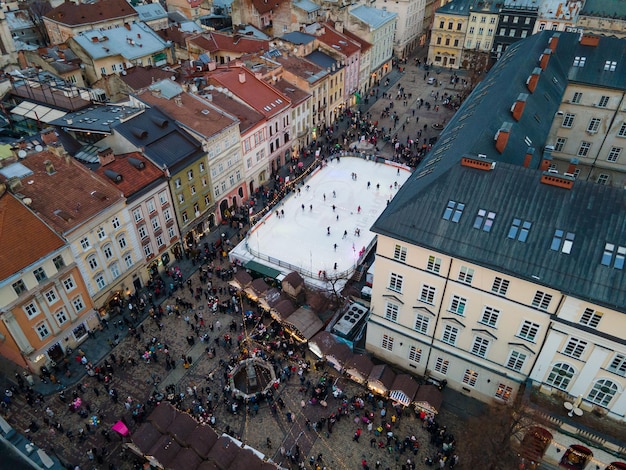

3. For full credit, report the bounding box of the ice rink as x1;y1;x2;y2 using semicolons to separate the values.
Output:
230;157;411;287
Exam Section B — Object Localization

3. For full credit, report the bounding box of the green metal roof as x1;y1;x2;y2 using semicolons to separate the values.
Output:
244;260;282;279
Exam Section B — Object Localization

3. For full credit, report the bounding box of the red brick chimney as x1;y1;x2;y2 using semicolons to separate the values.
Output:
495;122;513;154
566;158;579;175
98;148;115;166
523;147;534;168
41;128;59;146
580;34;600;47
539;49;551;70
526;67;542;93
548;33;560;52
540;147;553;171
511;93;528;121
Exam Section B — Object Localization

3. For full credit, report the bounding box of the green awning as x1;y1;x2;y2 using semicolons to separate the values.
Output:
244;260;282;279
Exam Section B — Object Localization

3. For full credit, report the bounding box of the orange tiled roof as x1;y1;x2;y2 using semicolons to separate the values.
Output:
119;66;175;92
317;22;361;57
0;191;65;280
44;0;138;26
94;152;166;200
189;32;270;55
207;65;291;118
251;0;288;15
0;150;124;236
341;28;372;52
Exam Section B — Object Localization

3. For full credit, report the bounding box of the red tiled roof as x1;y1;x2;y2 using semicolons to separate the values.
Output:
0;191;65;279
317;23;361;57
157;25;196;48
0;150;124;236
341;28;372;52
272;78;310;107
94;152;165;199
138;85;238;139
120;67;176;92
188;32;270;55
273;54;326;84
44;0;138;26
207;92;264;134
207;65;290;118
251;0;289;15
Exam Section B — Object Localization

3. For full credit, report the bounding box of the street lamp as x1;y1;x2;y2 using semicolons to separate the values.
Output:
564;395;583;418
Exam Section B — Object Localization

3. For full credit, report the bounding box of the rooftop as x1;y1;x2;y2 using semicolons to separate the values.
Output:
269;53;329;85
134;3;167;22
293;0;320;13
316;22;361;57
72;22;168;61
49;105;142;138
94;151;166;201
44;0;138;26
189;32;270;55
118;66;175;91
0;191;65;280
349;5;398;29
580;0;626;19
0;149;124;236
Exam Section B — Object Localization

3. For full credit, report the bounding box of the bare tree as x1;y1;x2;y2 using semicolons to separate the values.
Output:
455;398;543;470
27;0;52;46
460;49;491;100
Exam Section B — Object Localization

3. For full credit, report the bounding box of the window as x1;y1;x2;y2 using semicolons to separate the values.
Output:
393;245;407;262
53;255;65;270
471;336;490;357
55;310;68;326
199;162;205;173
427;256;441;273
442;324;459;345
159;192;168;205
608;147;621;163
381;334;394;351
457;266;474;284
601;243;626;269
492;277;510;295
385;302;399;322
546;362;575;390
72;296;85;312
619;123;626;137
507;351;527;372
608;354;626;377
480;306;500;328
571;92;582;104
587;379;618;407
146;199;155;214
449;295;466;315
579;308;602;328
151;217;160;231
44;288;57;304
532;291;552;310
178;194;185;204
95;274;106;290
174;178;181;189
138;225;147;239
434;357;449;375
103;244;113;260
518;320;540;342
388;273;403;293
167;227;176;239
420;285;436;304
62;276;76;291
587;118;601;133
473;209;496;232
33;267;47;282
182;212;189;223
124;253;133;268
190;185;196;195
563;337;587;359
156;235;164;247
12;280;27;295
187;169;194;180
24;302;39;318
443;200;465;222
118;235;127;250
96;227;106;240
597;173;610;185
577;141;591;157
414;313;430;334
562;113;575;128
550;230;575;254
508;218;532;242
111;217;120;229
604;61;617;72
144;244;153;257
36;322;50;339
132;208;143;222
110;263;120;278
408;346;421;363
462;369;479;387
80;237;90;250
163;208;171;221
495;384;513;401
598;96;609;107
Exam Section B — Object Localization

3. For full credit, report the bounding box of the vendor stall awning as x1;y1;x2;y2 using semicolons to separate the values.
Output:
11;101;66;123
245;260;281;279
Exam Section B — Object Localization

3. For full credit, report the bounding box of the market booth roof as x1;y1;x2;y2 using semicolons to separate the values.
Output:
413;384;443;415
244;260;282;279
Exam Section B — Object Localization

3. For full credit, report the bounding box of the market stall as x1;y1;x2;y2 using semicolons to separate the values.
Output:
389;374;418;406
559;444;593;470
367;364;396;397
344;354;374;384
413;384;443;418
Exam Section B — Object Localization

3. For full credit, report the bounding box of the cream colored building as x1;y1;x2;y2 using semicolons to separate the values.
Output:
373;0;426;59
464;8;499;55
427;1;468;68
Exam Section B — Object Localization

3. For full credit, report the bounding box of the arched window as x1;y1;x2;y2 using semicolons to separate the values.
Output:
587;379;618;407
546;362;575;390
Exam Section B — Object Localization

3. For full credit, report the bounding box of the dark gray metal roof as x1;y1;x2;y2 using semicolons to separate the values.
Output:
374;161;626;310
114;107;204;173
373;31;626;311
567;35;626;91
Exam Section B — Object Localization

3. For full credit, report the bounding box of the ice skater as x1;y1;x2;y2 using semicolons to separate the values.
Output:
323;193;326;201
343;230;348;239
310;204;313;211
334;262;338;270
357;206;361;214
334;244;337;251
302;204;305;211
332;205;336;212
333;190;336;198
327;227;331;235
367;181;371;189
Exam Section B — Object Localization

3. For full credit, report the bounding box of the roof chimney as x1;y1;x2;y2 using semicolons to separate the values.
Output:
124;23;131;30
511;93;528;121
579;34;600;47
98;148;115;166
44;160;56;175
524;147;534;168
540;147;553;171
238;71;246;83
566;158;579;176
548;32;560;52
41;128;59;146
539;48;551;70
526;67;541;93
541;172;574;189
461;155;496;171
208;61;216;71
494;122;513;154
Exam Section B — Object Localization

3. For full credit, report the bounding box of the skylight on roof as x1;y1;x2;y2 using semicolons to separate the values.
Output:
601;243;625;269
550;229;575;253
573;56;586;67
508;218;531;242
604;60;617;72
473;209;495;232
443;200;464;223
